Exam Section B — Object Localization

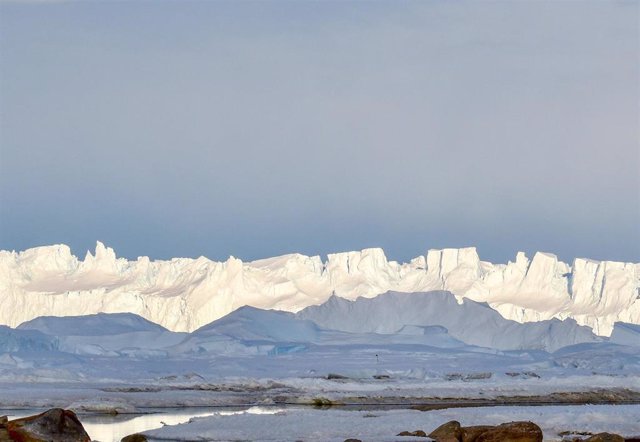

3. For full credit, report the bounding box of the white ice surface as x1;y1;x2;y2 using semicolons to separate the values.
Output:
142;405;640;441
297;291;601;351
1;242;638;334
0;309;638;411
610;322;640;347
0;307;638;441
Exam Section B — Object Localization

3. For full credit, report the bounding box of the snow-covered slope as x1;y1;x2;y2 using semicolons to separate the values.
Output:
18;313;186;356
193;306;322;343
297;291;600;351
0;242;638;335
8;309;469;360
177;306;467;355
1;309;637;405
18;312;168;336
171;307;323;356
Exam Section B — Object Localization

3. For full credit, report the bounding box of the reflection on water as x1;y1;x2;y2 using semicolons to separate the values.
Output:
5;408;225;442
82;409;221;442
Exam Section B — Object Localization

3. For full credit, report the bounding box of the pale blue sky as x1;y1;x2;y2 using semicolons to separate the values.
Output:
1;0;638;263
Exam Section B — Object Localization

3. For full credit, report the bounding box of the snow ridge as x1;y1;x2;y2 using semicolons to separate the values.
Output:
0;242;638;335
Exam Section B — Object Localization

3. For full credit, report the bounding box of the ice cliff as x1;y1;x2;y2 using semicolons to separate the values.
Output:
0;242;638;335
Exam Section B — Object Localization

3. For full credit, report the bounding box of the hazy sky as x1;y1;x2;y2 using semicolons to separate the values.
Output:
1;0;638;264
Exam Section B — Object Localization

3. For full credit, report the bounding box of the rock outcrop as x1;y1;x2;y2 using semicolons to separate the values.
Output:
397;430;427;437
424;420;542;442
428;420;462;442
121;434;148;442
584;434;626;442
5;409;90;442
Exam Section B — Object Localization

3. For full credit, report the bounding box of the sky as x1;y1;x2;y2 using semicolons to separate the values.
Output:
0;0;638;264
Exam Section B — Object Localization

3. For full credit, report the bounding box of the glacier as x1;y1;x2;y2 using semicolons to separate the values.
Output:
0;242;638;335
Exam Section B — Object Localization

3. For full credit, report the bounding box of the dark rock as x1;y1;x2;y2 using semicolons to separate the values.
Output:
464;372;492;380
397;430;427;437
311;397;333;407
475;421;542;442
327;373;348;380
559;431;594;436
373;374;390;379
445;373;464;381
505;372;540;379
584;434;625;442
344;439;362;442
0;416;10;442
121;434;148;442
429;420;462;441
461;425;495;442
445;373;492;382
7;408;90;442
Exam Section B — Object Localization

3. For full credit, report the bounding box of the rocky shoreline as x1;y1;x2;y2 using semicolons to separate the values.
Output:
2;408;639;442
